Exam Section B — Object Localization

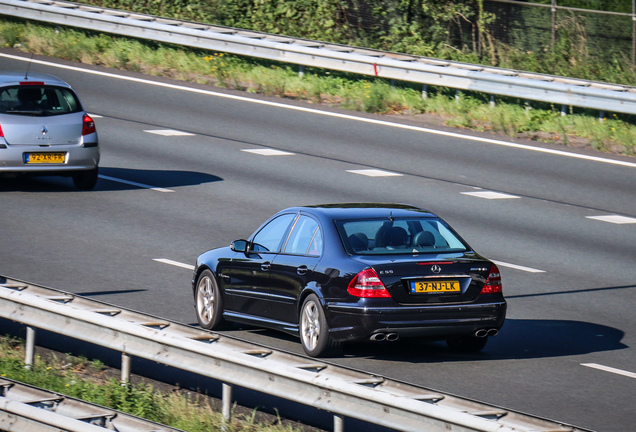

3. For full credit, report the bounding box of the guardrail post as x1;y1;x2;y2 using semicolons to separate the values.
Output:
299;65;304;78
599;110;605;123
222;382;233;430
490;95;495;108
24;326;35;369
561;104;567;116
121;352;131;383
334;413;344;432
421;84;428;99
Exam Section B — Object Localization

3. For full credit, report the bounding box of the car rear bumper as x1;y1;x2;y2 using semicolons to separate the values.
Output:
0;143;99;172
325;300;507;342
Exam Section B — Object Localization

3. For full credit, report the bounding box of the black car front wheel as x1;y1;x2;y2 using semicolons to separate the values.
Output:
299;294;339;357
195;270;226;330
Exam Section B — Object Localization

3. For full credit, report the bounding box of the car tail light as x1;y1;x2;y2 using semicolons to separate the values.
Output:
19;81;45;86
481;264;502;294
82;114;96;136
348;268;391;298
0;123;4;137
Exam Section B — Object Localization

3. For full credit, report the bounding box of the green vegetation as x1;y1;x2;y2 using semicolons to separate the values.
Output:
76;0;636;86
0;335;307;432
0;15;634;156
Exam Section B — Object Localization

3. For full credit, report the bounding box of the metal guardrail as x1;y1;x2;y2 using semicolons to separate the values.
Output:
0;377;184;432
0;276;591;432
1;0;636;116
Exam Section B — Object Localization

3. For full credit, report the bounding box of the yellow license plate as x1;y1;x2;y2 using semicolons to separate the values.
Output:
411;280;460;293
26;152;66;164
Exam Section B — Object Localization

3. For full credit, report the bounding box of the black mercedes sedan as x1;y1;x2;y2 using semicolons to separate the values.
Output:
192;204;506;357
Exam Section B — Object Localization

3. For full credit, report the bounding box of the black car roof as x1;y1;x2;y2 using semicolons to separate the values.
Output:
285;203;437;220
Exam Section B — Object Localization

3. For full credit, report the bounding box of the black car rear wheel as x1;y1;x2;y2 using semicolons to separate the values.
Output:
446;334;488;352
300;294;338;357
195;270;225;330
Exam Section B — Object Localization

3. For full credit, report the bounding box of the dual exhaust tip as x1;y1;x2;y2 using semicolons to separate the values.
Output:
475;328;499;338
370;332;399;342
370;328;498;342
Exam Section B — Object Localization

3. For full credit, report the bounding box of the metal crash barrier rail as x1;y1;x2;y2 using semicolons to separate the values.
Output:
0;377;184;432
0;276;591;432
1;0;636;116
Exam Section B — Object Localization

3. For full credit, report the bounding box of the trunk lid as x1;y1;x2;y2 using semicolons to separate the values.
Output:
354;254;493;304
0;112;84;146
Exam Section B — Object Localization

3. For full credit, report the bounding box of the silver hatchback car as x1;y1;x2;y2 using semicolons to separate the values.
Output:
0;71;99;190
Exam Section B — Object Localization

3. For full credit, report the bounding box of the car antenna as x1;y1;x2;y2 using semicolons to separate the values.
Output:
24;53;35;80
388;211;394;221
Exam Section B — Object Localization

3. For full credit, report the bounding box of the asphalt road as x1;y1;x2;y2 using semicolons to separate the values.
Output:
1;50;635;432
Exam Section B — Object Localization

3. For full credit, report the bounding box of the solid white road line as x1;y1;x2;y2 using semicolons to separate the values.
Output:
98;175;174;192
153;258;195;271
492;260;546;273
3;52;635;169
582;363;636;380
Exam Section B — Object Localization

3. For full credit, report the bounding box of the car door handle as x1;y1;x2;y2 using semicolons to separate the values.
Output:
297;265;308;275
261;262;271;271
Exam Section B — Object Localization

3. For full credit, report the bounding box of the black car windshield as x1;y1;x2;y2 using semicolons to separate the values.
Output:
337;217;470;255
0;85;82;116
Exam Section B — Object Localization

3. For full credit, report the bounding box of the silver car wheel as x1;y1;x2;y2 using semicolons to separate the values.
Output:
301;299;320;351
300;294;338;357
195;270;224;330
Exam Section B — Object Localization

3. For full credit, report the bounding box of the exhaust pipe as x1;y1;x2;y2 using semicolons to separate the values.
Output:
475;328;498;338
370;333;399;342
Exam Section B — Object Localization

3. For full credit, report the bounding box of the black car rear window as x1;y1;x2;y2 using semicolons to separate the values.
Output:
0;85;82;116
336;217;469;255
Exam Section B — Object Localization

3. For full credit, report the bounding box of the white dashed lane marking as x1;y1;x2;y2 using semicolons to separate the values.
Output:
241;149;295;156
582;363;636;380
99;175;174;192
461;191;520;199
144;129;195;136
586;215;636;224
153;258;195;270
492;260;545;273
347;169;403;177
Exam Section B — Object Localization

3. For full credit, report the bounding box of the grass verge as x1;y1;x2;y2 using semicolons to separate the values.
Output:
0;335;314;432
0;18;634;157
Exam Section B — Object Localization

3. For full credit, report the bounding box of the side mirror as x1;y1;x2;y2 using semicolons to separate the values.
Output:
230;239;249;253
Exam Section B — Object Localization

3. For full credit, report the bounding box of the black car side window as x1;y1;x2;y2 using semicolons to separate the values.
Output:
252;213;296;252
283;215;321;256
